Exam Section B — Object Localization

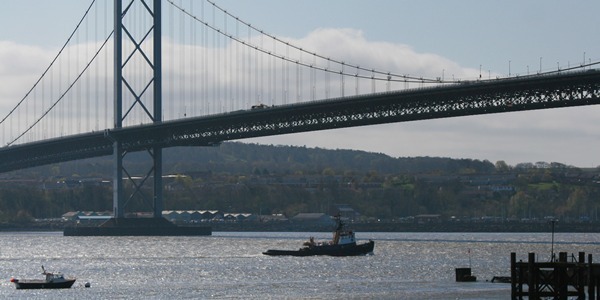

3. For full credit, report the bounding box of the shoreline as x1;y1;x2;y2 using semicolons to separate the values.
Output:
3;221;600;233
209;221;600;233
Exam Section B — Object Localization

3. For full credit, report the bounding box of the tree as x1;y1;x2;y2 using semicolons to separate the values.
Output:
509;191;535;219
566;187;589;218
322;167;335;176
495;160;510;173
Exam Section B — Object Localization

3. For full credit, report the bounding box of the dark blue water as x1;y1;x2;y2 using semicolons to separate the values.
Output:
0;231;598;299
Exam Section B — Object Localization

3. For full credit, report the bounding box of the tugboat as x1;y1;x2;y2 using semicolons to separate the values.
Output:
10;266;76;289
263;215;374;256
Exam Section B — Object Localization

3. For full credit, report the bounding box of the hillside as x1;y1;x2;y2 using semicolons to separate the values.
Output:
0;142;599;225
6;142;497;178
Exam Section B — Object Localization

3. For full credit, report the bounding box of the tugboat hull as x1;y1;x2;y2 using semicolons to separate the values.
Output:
263;240;374;257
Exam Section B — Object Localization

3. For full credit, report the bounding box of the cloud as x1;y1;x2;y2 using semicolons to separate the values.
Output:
0;41;52;103
293;28;480;81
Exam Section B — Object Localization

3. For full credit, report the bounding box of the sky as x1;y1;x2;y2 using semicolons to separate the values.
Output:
1;0;600;167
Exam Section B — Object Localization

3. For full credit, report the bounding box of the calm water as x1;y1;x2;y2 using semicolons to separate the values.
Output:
0;231;599;299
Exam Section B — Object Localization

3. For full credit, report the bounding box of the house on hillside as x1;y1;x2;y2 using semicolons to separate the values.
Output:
223;213;256;222
259;214;288;222
62;211;85;221
62;211;112;221
61;211;112;224
162;210;223;222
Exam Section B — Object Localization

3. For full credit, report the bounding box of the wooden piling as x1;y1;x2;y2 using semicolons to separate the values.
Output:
589;253;594;299
511;252;517;299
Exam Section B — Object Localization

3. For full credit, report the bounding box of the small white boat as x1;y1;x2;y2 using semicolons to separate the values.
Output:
10;266;76;289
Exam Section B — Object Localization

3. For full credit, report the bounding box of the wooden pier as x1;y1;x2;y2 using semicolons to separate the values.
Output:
511;252;600;299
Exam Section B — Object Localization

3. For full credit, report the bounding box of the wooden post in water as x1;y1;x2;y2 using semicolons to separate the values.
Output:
558;252;567;299
578;252;586;299
527;252;537;299
590;253;596;299
510;252;517;299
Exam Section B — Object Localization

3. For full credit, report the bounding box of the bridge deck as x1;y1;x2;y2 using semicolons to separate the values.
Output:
1;69;599;173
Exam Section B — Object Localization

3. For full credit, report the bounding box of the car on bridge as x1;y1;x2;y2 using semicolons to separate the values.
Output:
251;103;271;109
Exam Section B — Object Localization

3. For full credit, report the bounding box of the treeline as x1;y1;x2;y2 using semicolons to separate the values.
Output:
0;142;599;223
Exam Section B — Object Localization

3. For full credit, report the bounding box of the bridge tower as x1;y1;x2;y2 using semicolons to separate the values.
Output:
113;0;162;219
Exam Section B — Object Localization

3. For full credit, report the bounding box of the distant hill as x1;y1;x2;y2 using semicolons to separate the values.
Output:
6;142;496;178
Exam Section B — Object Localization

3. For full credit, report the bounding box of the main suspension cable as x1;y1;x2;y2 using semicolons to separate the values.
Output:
166;0;439;84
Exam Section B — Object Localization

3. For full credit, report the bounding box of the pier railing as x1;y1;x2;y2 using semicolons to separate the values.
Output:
511;252;600;299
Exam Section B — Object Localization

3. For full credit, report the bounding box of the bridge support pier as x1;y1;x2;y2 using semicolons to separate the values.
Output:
153;146;163;218
113;141;124;218
113;0;124;219
73;0;210;235
113;0;164;220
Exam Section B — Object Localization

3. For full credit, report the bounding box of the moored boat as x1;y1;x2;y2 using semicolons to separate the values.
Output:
10;266;76;289
263;215;374;256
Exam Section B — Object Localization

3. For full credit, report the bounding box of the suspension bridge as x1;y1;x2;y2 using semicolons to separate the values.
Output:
1;0;599;227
